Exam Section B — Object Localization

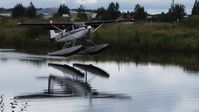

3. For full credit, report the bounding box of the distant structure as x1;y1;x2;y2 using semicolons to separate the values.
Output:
0;12;11;17
0;10;12;17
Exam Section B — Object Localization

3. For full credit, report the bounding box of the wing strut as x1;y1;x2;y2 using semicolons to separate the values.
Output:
92;24;104;33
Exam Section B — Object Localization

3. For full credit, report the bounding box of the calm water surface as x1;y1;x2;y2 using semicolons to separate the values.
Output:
1;51;199;112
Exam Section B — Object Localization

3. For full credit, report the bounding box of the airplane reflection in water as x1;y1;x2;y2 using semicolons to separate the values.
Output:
15;63;130;100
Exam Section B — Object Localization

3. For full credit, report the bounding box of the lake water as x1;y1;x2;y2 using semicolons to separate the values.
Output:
1;51;199;112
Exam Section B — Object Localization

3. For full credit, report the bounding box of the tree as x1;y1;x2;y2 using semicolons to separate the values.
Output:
134;4;147;20
58;4;70;17
11;3;26;18
168;4;186;22
77;5;87;21
158;12;170;22
107;2;120;20
96;7;107;20
192;0;199;15
26;2;36;18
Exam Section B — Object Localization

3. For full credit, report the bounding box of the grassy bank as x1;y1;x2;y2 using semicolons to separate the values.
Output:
0;18;62;53
0;16;199;54
91;17;199;53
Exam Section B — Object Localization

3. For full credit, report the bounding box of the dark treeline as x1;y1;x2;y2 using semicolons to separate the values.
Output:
11;2;36;18
0;1;199;22
0;8;12;12
96;2;120;20
53;4;70;18
95;2;187;22
96;3;146;20
192;0;199;15
77;5;88;21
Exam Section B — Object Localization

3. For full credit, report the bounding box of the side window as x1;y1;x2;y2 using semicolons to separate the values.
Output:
74;24;79;29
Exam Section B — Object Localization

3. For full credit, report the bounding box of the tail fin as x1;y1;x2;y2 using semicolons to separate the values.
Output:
50;30;58;40
49;20;59;41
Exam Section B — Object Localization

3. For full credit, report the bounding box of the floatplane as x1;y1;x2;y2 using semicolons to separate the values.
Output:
18;19;132;56
16;19;132;100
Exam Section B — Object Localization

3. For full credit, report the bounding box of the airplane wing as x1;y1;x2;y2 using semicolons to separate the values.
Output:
18;22;74;30
85;19;133;28
18;19;133;30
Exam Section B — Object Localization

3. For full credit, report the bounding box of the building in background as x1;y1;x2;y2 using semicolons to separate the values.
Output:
0;12;11;17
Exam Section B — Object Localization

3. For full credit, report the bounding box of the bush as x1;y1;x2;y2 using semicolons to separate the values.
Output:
180;15;199;29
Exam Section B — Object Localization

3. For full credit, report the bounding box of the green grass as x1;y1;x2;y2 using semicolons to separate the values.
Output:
0;18;61;53
91;22;199;53
0;17;199;54
180;15;199;29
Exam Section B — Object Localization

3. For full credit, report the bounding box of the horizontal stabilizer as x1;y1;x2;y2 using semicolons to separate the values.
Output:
48;45;83;56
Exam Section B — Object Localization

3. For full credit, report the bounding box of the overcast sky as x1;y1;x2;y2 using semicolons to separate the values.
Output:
0;0;196;14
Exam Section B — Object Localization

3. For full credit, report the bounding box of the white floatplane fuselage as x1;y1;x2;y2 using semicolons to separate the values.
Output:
50;25;92;43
